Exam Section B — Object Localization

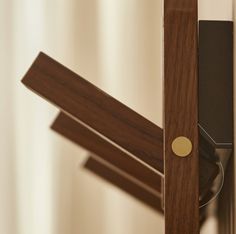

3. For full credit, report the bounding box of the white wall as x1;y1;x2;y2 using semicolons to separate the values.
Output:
199;0;233;20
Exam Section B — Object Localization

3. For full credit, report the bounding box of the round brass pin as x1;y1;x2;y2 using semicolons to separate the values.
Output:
171;136;192;157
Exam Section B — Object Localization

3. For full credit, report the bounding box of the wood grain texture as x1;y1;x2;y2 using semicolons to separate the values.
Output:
164;0;199;233
21;52;163;173
84;157;163;213
51;112;162;195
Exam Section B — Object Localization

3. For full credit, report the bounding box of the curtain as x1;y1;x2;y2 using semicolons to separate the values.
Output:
0;0;164;234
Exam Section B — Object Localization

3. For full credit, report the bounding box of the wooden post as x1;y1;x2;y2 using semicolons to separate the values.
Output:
164;0;199;233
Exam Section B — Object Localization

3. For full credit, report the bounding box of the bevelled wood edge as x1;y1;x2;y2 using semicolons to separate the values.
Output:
21;52;163;172
83;156;163;213
164;0;199;233
51;112;162;194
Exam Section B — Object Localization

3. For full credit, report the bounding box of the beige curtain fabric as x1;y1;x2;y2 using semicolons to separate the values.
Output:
1;1;164;234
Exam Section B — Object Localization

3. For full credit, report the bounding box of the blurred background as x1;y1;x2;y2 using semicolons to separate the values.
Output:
0;0;233;234
1;1;164;233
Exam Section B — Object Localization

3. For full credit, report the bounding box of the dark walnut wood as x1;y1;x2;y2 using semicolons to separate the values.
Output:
164;0;199;233
51;112;162;195
21;52;163;173
84;157;163;213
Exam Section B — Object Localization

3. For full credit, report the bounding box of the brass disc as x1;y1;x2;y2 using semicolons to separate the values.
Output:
171;136;192;157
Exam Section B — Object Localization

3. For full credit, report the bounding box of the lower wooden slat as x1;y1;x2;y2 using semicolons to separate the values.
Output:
84;157;163;213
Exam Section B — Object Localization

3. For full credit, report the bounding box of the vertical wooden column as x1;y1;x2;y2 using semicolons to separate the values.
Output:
164;0;199;233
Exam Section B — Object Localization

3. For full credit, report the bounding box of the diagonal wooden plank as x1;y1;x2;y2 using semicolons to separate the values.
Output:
83;157;163;213
164;0;199;233
21;52;163;173
51;112;162;194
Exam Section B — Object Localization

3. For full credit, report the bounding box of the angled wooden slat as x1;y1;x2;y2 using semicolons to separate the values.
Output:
83;157;163;213
51;112;162;194
164;0;199;233
21;52;163;173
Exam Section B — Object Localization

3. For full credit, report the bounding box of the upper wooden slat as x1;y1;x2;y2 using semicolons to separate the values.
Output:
164;0;199;233
22;52;163;173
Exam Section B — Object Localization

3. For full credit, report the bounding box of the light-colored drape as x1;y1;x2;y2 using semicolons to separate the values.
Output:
1;1;164;234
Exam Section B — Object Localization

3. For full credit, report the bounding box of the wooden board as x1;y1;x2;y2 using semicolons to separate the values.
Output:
21;52;163;173
164;0;199;233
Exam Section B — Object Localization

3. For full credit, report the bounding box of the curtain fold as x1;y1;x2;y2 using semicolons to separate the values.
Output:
1;1;164;233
